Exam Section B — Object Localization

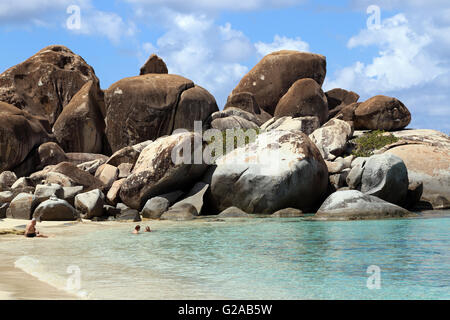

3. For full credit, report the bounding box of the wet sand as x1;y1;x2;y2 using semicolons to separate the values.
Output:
0;218;169;300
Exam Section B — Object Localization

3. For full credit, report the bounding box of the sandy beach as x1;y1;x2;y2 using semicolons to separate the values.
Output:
0;218;170;300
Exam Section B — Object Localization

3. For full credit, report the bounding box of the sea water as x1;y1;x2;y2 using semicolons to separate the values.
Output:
3;215;450;299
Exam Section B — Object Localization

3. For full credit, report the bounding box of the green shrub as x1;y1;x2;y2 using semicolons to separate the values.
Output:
206;128;260;160
351;130;399;157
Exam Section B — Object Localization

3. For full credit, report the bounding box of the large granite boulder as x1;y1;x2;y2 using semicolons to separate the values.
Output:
229;50;326;115
105;74;216;152
211;130;328;214
74;189;105;219
0;171;17;189
326;88;359;119
13;142;68;178
354;95;411;130
0;45;99;125
386;144;450;209
218;206;250;218
141;197;170;219
140;54;168;75
160;203;197;221
53;81;106;154
38;162;104;191
120;132;208;210
95;164;119;190
171;182;208;215
274;78;328;125
309;119;353;160
6;193;39;219
224;92;272;125
173;86;218;131
33;197;78;221
0;102;52;172
261;116;320;136
314;190;416;220
360;154;409;206
210;109;260;131
34;183;64;203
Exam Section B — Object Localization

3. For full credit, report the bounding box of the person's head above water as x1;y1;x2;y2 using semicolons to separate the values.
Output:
145;226;151;232
135;225;140;231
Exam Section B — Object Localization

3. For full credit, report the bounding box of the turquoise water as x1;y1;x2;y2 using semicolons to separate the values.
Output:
6;214;450;299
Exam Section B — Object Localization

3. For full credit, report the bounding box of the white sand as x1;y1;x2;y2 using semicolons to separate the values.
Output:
0;218;181;300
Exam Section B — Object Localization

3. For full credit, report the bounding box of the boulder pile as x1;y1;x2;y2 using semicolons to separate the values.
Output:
0;45;448;222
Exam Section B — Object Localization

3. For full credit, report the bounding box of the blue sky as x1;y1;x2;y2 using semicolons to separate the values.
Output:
0;0;449;133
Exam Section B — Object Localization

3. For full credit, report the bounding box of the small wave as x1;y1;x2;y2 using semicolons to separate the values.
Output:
14;256;90;299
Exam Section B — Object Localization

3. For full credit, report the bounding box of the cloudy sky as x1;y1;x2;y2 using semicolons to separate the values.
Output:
0;0;448;133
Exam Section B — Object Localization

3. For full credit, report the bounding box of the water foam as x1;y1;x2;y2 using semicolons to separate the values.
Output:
14;256;89;299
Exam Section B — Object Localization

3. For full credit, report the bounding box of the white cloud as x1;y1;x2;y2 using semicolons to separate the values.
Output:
125;0;303;13
325;10;450;132
0;0;136;44
255;35;310;57
0;0;88;24
140;12;254;107
67;10;137;44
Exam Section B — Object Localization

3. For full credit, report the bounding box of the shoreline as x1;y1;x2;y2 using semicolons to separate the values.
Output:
0;218;190;300
1;211;449;300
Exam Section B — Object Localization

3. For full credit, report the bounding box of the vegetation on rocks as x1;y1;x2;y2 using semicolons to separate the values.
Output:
351;130;399;157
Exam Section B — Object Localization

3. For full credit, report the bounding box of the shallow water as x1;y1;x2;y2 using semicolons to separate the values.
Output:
2;214;450;299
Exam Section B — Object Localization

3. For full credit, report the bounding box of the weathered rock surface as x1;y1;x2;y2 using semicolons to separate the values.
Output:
218;206;250;218
271;208;303;217
105;74;215;152
211;114;259;131
141;197;170;219
77;159;104;175
360;154;409;206
53;80;106;154
326;88;359;119
34;197;78;221
106;178;126;205
211;130;328;214
229;50;326;115
274;78;328;125
95;164;118;190
314;190;416;220
160;203;197;221
386;144;450;209
354;95;411;130
309;119;353;160
405;181;424;210
0;45;99;125
173;85;218;131
106;146;140;167
62;186;84;206
7;193;38;219
171;182;208;215
0;102;52;172
224;92;272;125
261;116;320;136
0;171;17;189
120;132;208;209
45;162;105;191
74;189;105;219
0;203;8;219
34;183;64;203
0;191;14;203
116;208;141;222
140;54;168;75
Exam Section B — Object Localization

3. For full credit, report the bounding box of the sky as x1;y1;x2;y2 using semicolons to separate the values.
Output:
0;0;449;133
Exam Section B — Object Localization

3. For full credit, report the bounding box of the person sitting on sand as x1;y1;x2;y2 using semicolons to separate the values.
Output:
24;218;48;238
133;225;140;234
145;226;151;232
